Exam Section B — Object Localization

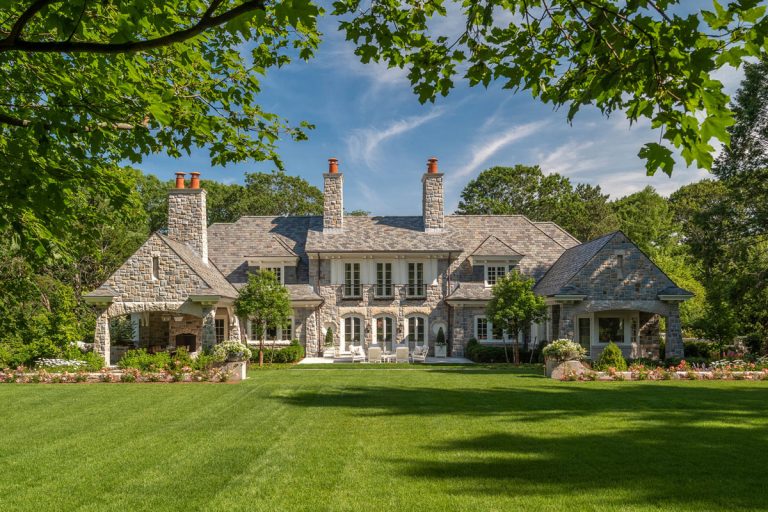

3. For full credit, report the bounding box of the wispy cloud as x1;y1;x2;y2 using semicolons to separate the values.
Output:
345;109;445;168
455;121;547;179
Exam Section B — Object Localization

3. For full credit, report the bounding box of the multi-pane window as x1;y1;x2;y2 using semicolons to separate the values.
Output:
475;316;506;342
215;319;225;343
407;262;425;297
152;256;160;280
344;316;363;346
475;317;488;341
486;264;516;286
376;263;393;297
408;316;425;344
344;263;361;297
375;316;394;351
264;266;283;283
249;318;293;341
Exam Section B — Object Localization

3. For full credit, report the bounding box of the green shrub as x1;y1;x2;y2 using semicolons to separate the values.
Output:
465;338;509;363
80;351;104;371
593;342;627;371
192;352;216;371
118;349;171;371
435;327;446;346
257;339;305;364
324;327;334;347
169;346;193;369
684;340;716;359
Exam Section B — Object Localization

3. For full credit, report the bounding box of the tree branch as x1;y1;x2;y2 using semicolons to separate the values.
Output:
7;0;60;43
0;109;148;130
0;0;265;54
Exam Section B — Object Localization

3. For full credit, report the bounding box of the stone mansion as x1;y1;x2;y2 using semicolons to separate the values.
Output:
85;158;692;365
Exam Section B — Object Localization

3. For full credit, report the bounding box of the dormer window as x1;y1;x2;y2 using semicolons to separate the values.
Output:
264;266;283;284
485;263;515;287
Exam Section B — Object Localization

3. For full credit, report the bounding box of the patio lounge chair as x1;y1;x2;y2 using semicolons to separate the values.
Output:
351;345;366;363
395;346;409;363
367;346;382;363
411;345;429;363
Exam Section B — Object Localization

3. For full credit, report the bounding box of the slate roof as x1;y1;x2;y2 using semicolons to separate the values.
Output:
471;235;523;258
246;235;298;258
207;214;579;286
658;285;694;297
533;232;616;296
159;234;238;298
232;282;322;302
445;282;490;302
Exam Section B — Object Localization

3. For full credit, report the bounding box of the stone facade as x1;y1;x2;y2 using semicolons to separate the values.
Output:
168;189;208;261
323;172;343;233
422;172;444;232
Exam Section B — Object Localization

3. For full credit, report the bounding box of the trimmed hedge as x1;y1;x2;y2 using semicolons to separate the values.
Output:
254;339;305;364
465;338;534;363
593;342;628;371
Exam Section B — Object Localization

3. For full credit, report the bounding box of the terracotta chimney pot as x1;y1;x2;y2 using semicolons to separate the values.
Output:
427;157;439;174
175;172;186;189
328;158;339;174
190;172;201;189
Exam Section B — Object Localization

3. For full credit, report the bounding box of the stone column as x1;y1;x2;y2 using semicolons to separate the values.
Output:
201;306;216;351
665;303;684;359
94;309;111;367
304;309;319;356
422;160;444;233
323;165;344;233
230;314;241;342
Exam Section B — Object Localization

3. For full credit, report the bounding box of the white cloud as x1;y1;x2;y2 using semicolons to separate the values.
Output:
345;109;445;167
454;121;547;179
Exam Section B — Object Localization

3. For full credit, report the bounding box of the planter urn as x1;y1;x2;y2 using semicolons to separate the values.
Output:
434;345;447;358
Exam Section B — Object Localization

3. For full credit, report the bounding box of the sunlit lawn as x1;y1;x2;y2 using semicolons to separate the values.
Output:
1;365;767;511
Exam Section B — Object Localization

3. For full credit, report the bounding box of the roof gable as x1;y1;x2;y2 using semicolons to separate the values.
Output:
533;232;616;296
471;235;523;258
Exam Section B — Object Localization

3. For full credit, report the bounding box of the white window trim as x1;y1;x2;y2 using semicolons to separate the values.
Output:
405;315;429;347
340;315;365;351
371;315;396;346
262;266;284;284
406;262;426;298
474;315;511;343
374;262;394;298
343;262;363;298
483;263;516;288
575;312;640;347
248;316;294;342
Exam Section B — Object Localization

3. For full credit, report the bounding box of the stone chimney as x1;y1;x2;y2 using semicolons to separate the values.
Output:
168;171;208;263
422;157;444;232
323;158;344;233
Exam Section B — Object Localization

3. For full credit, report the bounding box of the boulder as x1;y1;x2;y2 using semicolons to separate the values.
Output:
550;360;589;380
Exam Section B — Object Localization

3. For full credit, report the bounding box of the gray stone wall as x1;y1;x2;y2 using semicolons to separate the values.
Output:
102;234;207;302
168;189;208;260
323;173;343;232
451;305;486;357
422;173;444;232
569;232;676;300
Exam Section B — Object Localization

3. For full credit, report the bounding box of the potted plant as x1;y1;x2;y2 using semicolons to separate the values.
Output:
542;339;586;377
322;327;335;358
434;327;447;358
212;340;252;363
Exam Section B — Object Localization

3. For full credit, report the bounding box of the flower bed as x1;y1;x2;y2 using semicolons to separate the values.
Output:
560;359;768;381
0;365;237;384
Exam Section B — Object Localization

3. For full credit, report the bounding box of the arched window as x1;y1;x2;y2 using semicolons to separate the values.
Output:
406;315;428;350
341;315;364;351
373;315;395;352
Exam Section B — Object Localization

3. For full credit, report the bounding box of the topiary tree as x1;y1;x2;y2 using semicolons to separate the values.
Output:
324;327;334;348
435;327;446;345
234;270;291;368
593;342;628;371
487;271;547;364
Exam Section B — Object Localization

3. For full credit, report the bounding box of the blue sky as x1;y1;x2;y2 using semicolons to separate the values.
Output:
137;11;744;216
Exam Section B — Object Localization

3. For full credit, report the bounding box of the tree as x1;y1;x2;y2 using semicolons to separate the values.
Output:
456;165;617;241
238;171;324;216
334;0;761;176
233;270;291;367
611;186;676;256
3;2;765;255
0;1;318;256
486;271;547;365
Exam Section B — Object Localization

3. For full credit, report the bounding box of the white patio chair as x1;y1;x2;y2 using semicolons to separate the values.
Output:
411;345;428;363
351;345;366;363
367;346;382;363
395;346;410;363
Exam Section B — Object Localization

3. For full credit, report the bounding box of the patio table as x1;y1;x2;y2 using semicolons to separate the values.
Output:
381;352;396;363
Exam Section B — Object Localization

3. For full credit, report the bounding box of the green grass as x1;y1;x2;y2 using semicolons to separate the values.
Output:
1;366;767;511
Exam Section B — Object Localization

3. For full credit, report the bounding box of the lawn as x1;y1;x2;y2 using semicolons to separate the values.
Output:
1;365;767;511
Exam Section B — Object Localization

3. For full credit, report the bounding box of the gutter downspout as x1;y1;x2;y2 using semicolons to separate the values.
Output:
446;251;453;357
315;252;322;357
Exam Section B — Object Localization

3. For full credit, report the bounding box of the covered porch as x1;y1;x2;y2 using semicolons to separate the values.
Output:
547;298;686;360
84;291;239;366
